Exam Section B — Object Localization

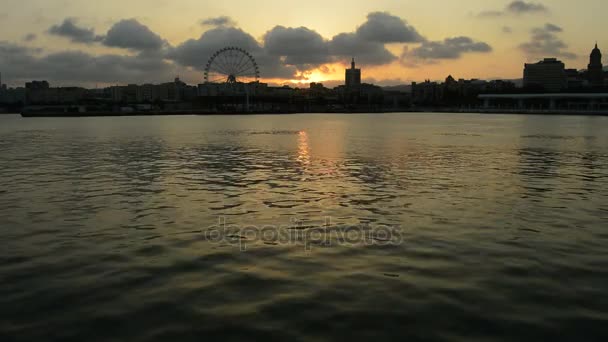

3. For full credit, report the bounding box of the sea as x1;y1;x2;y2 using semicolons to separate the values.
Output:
1;113;607;341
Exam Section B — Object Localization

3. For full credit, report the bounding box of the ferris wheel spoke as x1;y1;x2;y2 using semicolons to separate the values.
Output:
233;53;247;75
208;74;230;82
226;50;239;74
234;60;253;76
236;64;258;75
230;49;247;75
209;76;228;83
207;62;231;79
204;47;259;84
207;75;226;83
227;53;238;75
227;49;237;72
236;71;257;78
215;53;233;75
233;51;248;74
209;65;230;77
236;65;256;74
219;52;231;74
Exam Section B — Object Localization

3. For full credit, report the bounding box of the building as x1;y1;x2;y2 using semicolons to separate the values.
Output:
565;69;586;89
411;80;444;105
587;43;604;87
0;87;25;104
345;58;361;89
25;80;50;90
524;58;566;92
26;87;87;104
136;84;157;103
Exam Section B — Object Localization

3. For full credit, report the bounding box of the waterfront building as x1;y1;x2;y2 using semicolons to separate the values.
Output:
411;80;444;105
523;58;567;92
345;58;361;89
587;43;604;87
25;80;50;90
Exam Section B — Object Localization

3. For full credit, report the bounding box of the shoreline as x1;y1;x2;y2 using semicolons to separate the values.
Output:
16;108;608;117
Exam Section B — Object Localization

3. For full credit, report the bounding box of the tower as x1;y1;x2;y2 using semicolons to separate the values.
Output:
345;58;361;89
588;43;604;87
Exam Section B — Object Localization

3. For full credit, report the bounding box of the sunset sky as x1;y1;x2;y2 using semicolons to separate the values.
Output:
0;0;605;87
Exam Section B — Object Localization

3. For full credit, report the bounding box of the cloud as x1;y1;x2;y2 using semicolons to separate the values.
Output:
356;12;425;43
48;18;103;44
201;16;236;27
263;26;331;68
477;10;504;18
168;26;261;69
519;23;576;59
0;41;40;59
329;33;396;65
103;19;164;51
6;11;496;85
541;23;562;32
507;1;548;14
502;26;513;34
0;41;177;85
23;33;37;42
402;36;492;63
478;1;548;17
323;11;424;66
167;26;297;79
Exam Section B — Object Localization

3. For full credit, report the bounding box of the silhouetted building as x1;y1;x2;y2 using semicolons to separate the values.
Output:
566;69;586;89
587;43;604;87
0;87;25;104
26;86;87;104
524;58;566;92
25;80;50;90
411;80;443;105
345;58;361;89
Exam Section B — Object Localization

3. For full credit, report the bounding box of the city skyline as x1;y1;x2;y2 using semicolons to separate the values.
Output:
1;0;607;87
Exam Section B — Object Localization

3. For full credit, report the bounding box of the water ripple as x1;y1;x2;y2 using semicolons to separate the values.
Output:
1;114;608;341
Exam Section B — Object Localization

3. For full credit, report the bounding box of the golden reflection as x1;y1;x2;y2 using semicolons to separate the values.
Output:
297;130;311;166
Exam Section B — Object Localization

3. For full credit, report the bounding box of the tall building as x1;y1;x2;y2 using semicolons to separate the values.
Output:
345;58;361;89
523;58;566;92
588;43;604;87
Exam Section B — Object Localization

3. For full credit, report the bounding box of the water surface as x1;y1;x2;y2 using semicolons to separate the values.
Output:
1;113;607;341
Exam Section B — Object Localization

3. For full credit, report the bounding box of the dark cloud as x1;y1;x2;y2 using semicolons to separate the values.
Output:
0;40;176;84
6;11;494;85
263;26;331;68
329;33;396;65
402;36;492;61
201;16;236;27
48;18;103;44
23;33;37;42
168;27;261;69
478;1;548;17
507;1;548;14
167;26;296;79
356;12;425;43
519;23;576;59
0;41;39;60
103;19;164;51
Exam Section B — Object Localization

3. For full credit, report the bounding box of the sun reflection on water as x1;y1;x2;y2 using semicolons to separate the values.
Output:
297;130;310;166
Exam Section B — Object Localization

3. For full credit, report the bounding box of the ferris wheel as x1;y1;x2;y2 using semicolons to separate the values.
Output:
204;47;260;84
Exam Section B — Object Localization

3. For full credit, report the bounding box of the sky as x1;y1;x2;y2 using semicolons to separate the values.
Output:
0;0;606;87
